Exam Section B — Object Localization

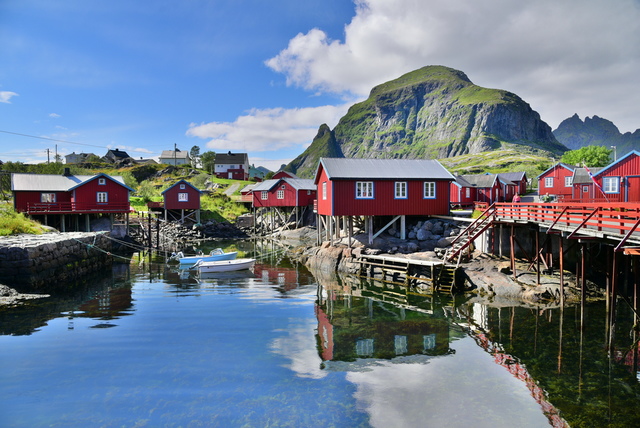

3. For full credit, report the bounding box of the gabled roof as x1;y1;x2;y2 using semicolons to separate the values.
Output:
536;162;576;179
215;152;248;164
572;167;604;184
459;173;498;188
11;172;133;192
593;150;640;177
105;149;130;159
452;175;473;188
315;158;455;183
498;171;527;182
159;149;190;160
239;184;256;194
161;179;202;195
252;177;315;192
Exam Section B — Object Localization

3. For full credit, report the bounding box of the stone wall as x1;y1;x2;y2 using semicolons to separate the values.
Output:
0;232;113;292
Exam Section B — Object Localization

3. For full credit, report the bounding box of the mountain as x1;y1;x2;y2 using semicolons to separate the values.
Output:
285;65;566;178
553;114;640;156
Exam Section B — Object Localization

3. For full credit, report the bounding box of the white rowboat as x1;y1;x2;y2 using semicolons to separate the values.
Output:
194;258;256;273
168;248;238;267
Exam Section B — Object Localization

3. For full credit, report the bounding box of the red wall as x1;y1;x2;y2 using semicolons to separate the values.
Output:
449;183;475;206
538;165;574;198
14;191;72;212
253;181;315;207
318;178;450;216
163;183;200;210
595;153;640;202
73;178;129;209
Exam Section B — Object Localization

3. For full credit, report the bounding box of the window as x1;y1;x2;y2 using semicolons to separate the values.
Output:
545;177;553;188
603;177;620;193
180;184;185;189
307;190;311;195
465;187;470;198
565;176;572;187
277;190;284;199
322;182;327;200
261;191;268;200
97;192;108;203
178;193;188;202
98;178;106;185
583;186;589;193
281;185;286;189
394;181;407;199
41;193;56;203
423;182;436;199
355;181;374;199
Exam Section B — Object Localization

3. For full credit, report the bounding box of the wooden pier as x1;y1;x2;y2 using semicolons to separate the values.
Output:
356;254;458;293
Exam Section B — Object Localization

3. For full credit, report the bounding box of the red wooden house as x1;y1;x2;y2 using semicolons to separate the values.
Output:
252;177;316;208
450;176;476;208
498;172;528;197
160;179;202;223
537;163;576;200
251;177;316;231
11;170;133;232
590;150;640;203
570;167;603;201
314;158;454;243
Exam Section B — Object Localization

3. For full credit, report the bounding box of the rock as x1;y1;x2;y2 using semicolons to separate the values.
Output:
416;229;432;241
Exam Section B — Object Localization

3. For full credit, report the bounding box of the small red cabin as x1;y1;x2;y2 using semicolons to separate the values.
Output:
450;176;477;208
592;150;640;203
314;158;454;217
450;174;503;205
252;177;316;208
537;163;576;200
161;179;201;210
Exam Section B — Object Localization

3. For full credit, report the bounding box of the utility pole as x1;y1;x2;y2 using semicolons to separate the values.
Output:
46;148;50;164
174;143;177;166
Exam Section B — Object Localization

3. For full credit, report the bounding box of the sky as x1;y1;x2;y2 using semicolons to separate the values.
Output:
1;0;640;171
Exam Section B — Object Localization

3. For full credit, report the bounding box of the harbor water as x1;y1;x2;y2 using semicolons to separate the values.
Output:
1;241;639;427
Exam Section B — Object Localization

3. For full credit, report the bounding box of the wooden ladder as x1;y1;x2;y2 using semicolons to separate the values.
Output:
445;204;497;262
435;265;456;294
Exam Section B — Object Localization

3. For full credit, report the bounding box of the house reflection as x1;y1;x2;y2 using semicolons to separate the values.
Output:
315;276;454;363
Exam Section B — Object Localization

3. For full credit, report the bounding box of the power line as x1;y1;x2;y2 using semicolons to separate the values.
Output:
0;129;106;148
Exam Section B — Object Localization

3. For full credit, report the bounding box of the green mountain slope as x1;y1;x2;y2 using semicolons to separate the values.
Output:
287;65;566;178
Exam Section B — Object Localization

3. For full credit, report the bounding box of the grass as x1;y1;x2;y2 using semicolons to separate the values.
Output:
0;204;45;236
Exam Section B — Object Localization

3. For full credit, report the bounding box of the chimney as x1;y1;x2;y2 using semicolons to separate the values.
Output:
63;168;71;176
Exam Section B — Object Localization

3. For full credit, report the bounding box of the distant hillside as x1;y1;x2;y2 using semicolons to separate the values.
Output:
286;65;566;178
553;114;640;156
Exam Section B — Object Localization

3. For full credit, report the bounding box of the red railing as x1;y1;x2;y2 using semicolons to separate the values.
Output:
493;202;640;248
26;202;132;214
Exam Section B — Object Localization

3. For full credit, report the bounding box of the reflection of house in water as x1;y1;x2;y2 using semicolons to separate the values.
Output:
315;283;453;363
253;262;316;292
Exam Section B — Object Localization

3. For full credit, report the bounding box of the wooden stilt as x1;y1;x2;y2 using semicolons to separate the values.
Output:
559;234;564;307
536;229;541;286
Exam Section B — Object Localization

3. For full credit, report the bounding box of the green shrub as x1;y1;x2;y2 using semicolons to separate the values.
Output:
0;206;44;236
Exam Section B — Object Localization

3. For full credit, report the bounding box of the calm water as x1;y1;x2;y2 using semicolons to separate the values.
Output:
1;241;639;428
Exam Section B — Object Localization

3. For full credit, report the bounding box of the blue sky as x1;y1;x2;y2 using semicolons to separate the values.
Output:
2;0;640;171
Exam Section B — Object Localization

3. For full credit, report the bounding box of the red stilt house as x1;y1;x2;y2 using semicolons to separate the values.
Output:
450;176;476;208
314;158;454;242
591;150;640;203
11;170;133;232
537;163;576;200
160;179;202;223
251;177;316;231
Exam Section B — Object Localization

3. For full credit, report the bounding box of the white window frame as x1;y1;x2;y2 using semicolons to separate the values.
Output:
277;190;284;199
394;181;407;199
261;191;268;200
565;176;572;187
179;184;186;189
178;192;188;202
582;185;589;193
602;177;620;194
98;178;106;185
355;181;374;199
423;181;436;199
97;192;108;203
465;187;470;198
545;177;553;188
41;193;56;203
322;182;327;200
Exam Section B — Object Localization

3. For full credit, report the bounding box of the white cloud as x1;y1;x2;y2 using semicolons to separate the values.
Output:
49;113;61;118
266;0;640;132
186;104;350;152
0;91;18;103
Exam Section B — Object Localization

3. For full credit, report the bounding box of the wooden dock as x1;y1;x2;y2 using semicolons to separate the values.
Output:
355;254;458;293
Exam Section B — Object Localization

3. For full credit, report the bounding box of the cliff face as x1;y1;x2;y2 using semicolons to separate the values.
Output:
287;66;566;178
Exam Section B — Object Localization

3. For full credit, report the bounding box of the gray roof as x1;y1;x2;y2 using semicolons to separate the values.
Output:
572;167;604;184
318;158;454;180
497;171;527;182
215;152;248;164
159;149;190;160
459;173;497;188
252;177;315;192
11;173;131;192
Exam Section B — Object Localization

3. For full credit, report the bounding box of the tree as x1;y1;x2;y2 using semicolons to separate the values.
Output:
200;151;216;174
190;145;201;168
561;145;612;167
